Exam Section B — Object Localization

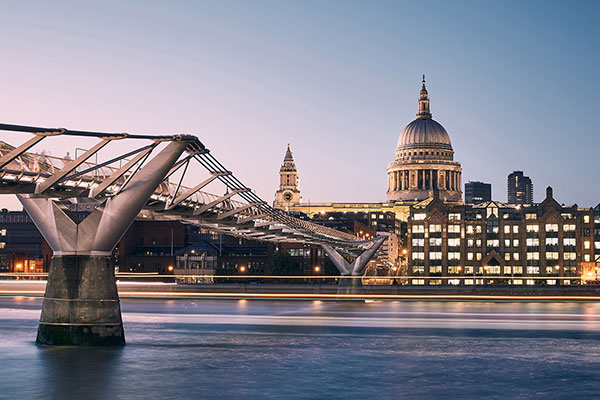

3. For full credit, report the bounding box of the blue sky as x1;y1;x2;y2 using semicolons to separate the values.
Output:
0;0;598;208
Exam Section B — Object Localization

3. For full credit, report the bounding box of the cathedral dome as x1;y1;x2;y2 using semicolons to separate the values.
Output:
397;118;452;150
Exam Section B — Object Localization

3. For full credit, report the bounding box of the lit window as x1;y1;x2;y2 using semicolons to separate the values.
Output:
413;252;425;260
563;238;576;246
412;238;425;247
504;239;511;247
0;229;6;236
526;224;539;233
448;279;460;285
504;266;512;274
429;252;442;260
476;225;482;233
476;253;482;261
513;266;523;274
467;239;474;247
527;252;539;260
414;213;426;221
464;279;474;285
584;215;590;223
584;254;591;262
526;213;537;220
584;241;591;249
429;224;442;233
449;213;461;221
513;239;519;247
448;238;460;247
513;225;519;233
504;225;510;234
513;252;520;260
526;266;540;274
467;252;474;260
429;237;442;246
429;266;442;273
545;237;559;246
563;224;576;232
464;266;474;274
476;239;482;247
564;252;576;260
413;225;425;233
448;225;460;233
595;242;600;250
466;226;474;234
412;279;424;285
545;224;558;232
0;242;5;249
546;252;559;260
505;253;511;261
526;238;539;246
448;252;460;260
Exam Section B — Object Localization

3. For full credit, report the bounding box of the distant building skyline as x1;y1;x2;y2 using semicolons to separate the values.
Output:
508;171;533;205
465;181;492;204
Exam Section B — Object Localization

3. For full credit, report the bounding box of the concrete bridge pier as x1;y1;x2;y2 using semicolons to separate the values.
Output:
322;236;386;297
18;139;191;345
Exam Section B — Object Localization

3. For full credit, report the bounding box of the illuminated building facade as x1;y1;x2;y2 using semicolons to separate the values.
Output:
508;171;533;205
407;187;600;285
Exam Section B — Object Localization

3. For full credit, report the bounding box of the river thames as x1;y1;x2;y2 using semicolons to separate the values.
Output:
2;296;600;399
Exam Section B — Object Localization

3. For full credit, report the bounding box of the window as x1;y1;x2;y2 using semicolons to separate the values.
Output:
467;252;474;260
505;239;511;247
526;238;539;246
0;242;5;249
526;224;539;233
504;266;512;274
564;252;576;260
412;238;425;247
485;266;501;275
545;224;559;232
527;252;540;260
476;225;482;233
413;225;425;233
412;279;425;285
513;225;519;233
467;239;474;247
584;215;590;223
429;237;442;246
449;213;461;221
584;254;591;262
476;253;482;261
448;252;460;260
448;225;460;233
467;226;474;234
430;266;442;273
595;242;600;250
513;252;520;261
413;252;425;260
563;238;576;246
526;213;537;220
505;253;511;261
546;252;559;260
487;239;500;247
430;252;442;260
464;266;474;274
448;266;461;274
448;238;460;247
545;237;559;246
513;239;519;247
527;266;540;274
429;224;442;233
584;241;591;249
414;213;426;221
513;266;523;274
0;229;5;236
504;225;511;234
563;224;576;232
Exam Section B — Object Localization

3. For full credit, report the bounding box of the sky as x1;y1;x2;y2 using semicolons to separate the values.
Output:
0;0;598;210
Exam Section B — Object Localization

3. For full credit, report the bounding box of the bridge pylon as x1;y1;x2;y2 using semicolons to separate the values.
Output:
321;236;387;295
19;140;191;345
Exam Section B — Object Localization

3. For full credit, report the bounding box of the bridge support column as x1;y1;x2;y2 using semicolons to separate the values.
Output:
321;236;386;296
19;139;191;345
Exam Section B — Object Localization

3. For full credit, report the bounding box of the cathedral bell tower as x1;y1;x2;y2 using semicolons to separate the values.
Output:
274;144;301;209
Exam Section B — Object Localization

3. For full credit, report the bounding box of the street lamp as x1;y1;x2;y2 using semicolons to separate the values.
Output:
314;266;321;273
239;266;246;273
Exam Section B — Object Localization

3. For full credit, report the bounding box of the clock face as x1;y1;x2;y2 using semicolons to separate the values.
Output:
283;192;293;201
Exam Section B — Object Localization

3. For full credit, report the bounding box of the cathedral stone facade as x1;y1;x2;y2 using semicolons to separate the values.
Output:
386;76;462;202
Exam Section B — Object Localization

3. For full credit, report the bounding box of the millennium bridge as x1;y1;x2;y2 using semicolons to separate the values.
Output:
0;123;386;345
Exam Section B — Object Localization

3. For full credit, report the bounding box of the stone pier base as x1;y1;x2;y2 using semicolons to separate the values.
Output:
336;276;363;297
37;255;125;346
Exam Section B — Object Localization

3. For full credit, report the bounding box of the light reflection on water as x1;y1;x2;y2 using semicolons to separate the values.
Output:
2;297;600;399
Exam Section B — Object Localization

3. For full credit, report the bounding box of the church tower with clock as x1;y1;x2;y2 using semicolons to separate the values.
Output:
274;144;301;209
